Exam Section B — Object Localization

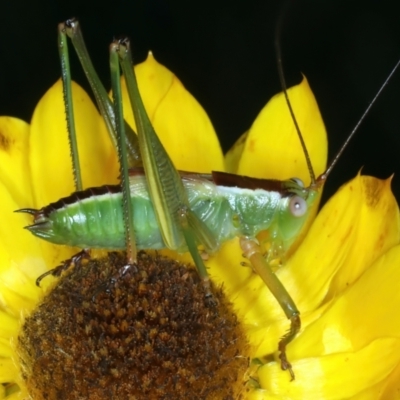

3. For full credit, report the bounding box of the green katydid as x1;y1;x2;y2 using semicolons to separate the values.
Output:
17;18;400;380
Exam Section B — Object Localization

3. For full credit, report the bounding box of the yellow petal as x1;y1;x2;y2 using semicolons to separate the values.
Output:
228;77;327;185
374;358;400;399
290;244;400;358
29;79;118;208
247;389;283;400
0;310;19;340
258;337;400;399
0;178;75;315
282;174;400;317
0;117;43;312
0;117;33;208
0;337;12;358
326;174;400;297
129;52;174;119
121;53;224;172
0;357;19;382
225;131;247;173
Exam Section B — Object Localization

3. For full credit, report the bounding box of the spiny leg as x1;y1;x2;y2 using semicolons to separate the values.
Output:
32;23;89;288
90;39;139;297
109;40;137;267
115;38;218;302
240;236;300;380
58;22;82;191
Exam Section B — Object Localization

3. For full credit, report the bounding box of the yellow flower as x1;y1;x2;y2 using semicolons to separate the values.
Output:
0;50;399;400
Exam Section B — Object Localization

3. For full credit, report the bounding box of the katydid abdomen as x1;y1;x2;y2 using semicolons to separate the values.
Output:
24;170;319;255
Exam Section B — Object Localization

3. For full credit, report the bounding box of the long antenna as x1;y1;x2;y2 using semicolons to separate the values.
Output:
275;6;400;186
274;6;316;185
321;57;400;180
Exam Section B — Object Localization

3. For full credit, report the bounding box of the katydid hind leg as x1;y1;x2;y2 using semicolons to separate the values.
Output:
240;237;300;380
81;42;140;295
58;23;82;192
32;23;94;286
115;38;217;302
109;40;137;266
61;18;142;168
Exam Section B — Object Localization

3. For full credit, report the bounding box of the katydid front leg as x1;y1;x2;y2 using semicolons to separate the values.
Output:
240;236;300;380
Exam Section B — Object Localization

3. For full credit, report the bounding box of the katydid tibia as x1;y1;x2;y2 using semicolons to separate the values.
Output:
17;18;400;380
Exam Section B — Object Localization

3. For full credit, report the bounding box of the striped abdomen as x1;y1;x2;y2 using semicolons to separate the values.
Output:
25;171;315;254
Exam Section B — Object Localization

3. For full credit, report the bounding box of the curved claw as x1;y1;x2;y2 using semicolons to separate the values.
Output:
92;262;137;302
36;249;91;287
36;269;57;287
278;313;301;381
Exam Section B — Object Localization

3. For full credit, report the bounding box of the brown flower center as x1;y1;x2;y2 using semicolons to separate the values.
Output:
17;251;249;399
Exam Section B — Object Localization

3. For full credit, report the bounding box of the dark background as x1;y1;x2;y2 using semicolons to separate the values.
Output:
1;0;400;204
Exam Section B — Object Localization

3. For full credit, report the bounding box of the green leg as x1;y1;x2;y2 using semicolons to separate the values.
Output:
240;236;300;380
58;23;82;191
61;18;141;168
109;41;137;264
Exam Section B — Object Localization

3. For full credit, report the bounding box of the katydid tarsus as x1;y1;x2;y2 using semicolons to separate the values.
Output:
18;18;400;380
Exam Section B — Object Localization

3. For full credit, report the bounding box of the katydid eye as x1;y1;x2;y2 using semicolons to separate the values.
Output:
292;178;304;187
289;195;307;217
